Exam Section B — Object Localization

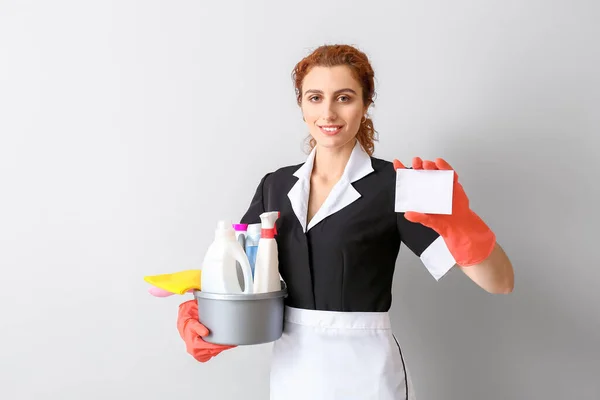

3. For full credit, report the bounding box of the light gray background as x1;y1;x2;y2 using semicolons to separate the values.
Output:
1;1;598;399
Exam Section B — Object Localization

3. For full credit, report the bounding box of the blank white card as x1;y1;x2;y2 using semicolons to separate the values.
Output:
395;169;454;215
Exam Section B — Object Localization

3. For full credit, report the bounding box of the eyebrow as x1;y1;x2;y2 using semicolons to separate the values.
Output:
304;88;357;96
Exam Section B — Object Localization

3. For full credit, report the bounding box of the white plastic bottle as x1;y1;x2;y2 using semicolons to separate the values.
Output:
253;211;281;293
201;220;254;294
232;223;248;290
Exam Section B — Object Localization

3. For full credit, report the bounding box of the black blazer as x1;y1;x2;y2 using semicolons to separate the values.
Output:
240;142;455;312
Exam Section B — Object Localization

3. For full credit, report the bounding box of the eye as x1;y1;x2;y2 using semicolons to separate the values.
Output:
338;95;351;102
308;95;321;102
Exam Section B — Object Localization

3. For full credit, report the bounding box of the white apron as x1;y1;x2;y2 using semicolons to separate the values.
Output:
269;306;416;400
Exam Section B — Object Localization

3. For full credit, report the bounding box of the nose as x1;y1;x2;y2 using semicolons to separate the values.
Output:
321;100;337;121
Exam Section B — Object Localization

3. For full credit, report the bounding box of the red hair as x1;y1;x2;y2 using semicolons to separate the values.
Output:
291;44;378;156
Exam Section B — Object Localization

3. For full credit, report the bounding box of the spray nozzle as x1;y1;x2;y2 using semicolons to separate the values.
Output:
259;211;280;238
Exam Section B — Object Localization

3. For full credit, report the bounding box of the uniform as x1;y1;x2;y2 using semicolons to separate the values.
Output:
239;140;457;399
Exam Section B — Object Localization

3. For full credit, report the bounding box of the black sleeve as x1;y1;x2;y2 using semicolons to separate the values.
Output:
240;173;271;224
396;213;456;280
396;213;439;256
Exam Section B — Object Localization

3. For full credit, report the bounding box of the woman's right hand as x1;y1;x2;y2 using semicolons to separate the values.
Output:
177;300;236;362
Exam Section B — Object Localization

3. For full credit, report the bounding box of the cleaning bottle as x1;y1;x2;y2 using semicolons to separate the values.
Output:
201;220;254;295
233;223;248;247
252;211;281;293
245;223;261;278
232;223;248;290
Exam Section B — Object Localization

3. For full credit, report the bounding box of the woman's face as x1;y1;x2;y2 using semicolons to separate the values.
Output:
300;65;367;151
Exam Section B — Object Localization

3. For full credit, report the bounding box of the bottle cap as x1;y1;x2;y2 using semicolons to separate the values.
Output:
232;223;248;231
215;220;235;238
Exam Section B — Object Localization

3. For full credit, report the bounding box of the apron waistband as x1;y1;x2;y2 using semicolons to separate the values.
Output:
283;306;392;330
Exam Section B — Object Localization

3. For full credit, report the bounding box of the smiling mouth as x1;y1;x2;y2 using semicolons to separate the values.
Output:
318;125;343;135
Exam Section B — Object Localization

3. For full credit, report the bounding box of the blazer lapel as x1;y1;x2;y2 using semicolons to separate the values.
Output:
287;148;315;233
287;140;375;233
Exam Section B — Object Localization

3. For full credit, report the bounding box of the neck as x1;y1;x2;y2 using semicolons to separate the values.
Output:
312;139;356;181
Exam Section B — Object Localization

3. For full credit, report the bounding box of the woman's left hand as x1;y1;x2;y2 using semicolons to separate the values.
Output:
393;157;497;266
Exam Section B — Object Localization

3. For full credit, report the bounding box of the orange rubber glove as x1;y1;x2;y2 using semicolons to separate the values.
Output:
177;299;236;362
393;157;496;266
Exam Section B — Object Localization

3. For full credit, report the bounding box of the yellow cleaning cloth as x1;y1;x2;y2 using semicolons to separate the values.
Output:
144;269;201;295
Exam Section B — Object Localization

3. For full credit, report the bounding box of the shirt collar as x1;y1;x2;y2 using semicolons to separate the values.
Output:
292;140;374;183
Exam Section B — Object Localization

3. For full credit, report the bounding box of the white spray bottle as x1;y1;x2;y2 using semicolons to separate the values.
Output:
201;220;254;295
252;211;281;293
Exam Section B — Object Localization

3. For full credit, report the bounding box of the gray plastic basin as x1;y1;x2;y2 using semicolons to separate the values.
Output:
193;281;288;346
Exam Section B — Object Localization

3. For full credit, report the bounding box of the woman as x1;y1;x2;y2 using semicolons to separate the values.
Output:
176;44;514;399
